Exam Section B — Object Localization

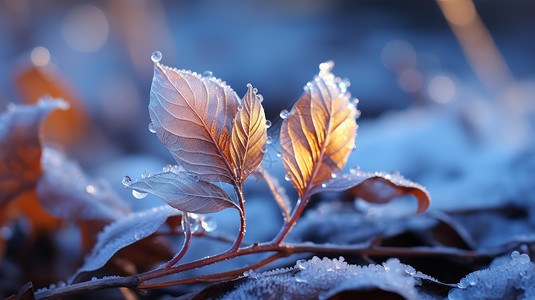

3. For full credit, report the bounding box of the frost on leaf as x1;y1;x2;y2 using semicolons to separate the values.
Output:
126;170;238;214
313;170;430;214
149;63;239;183
214;256;449;300
0;98;68;206
448;251;535;299
71;205;181;282
37;148;130;221
229;84;267;183
280;61;358;199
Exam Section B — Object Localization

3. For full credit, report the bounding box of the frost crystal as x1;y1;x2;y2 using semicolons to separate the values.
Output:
449;251;535;299
220;257;423;300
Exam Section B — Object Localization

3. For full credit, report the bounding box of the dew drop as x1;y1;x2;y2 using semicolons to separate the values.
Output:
519;253;531;264
132;190;148;199
237;104;244;111
257;94;264;103
276;151;282;158
331;173;337;179
349;165;360;174
151;50;162;63
142;170;150;179
202;217;217;232
162;164;171;172
265;120;272;128
253;87;258;93
321;183;327;188
266;136;273;144
280;110;289;119
148;123;156;133
285;174;292;181
191;174;200;182
203;70;213;78
122;176;132;186
188;214;201;232
260;144;268;153
86;185;96;194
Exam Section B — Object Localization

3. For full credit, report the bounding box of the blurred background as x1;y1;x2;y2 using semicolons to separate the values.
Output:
2;0;535;296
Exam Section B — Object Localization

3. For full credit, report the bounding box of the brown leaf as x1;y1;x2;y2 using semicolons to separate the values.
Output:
13;63;88;146
0;98;68;207
313;171;431;214
126;170;238;214
230;84;267;182
280;61;358;198
149;64;239;183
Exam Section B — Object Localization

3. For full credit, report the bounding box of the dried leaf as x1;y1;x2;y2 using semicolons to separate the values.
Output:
312;171;431;214
280;61;358;198
0;98;68;206
255;167;291;220
230;84;267;182
36;147;130;221
126;170;238;214
149;64;239;183
71;206;181;282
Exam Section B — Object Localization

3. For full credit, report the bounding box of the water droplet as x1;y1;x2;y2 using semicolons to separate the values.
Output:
203;70;213;78
122;176;132;186
162;164;171;172
280;110;289;119
257;94;264;103
142;170;150;179
265;120;272;128
188;214;201;232
331;173;337;179
171;165;180;173
132;190;148;199
238;104;244;111
321;183;327;188
253;87;258;93
349;165;360;174
191;174;200;182
86;185;96;194
260;144;268;153
285;174;292;181
276;151;282;158
519;253;531;264
266;136;273;144
202;217;217;232
148;123;156;133
151;50;162;63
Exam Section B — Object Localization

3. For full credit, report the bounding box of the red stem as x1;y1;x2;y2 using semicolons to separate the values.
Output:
166;213;193;268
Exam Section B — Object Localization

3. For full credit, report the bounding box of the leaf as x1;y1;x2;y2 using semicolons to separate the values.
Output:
311;170;431;214
230;84;267;182
126;170;238;214
36;147;130;221
71;205;181;282
255;167;291;220
149;64;239;183
0;98;68;206
280;61;358;199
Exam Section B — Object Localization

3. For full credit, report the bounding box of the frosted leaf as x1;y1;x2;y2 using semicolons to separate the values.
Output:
448;251;535;299
37;148;130;221
126;170;238;214
310;169;430;214
70;205;180;282
0;98;68;205
217;256;446;300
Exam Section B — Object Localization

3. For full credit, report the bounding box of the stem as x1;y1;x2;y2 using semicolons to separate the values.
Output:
166;213;193;268
271;196;310;244
34;276;138;300
229;184;246;252
138;253;283;290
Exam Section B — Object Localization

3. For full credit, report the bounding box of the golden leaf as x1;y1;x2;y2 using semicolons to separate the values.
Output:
280;61;358;198
150;64;239;183
230;84;267;182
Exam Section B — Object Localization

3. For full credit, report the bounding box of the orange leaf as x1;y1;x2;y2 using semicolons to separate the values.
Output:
230;84;267;182
0;98;67;206
312;171;431;214
280;62;358;199
149;64;239;183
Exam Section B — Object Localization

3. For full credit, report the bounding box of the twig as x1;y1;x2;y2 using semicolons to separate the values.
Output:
166;213;193;268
